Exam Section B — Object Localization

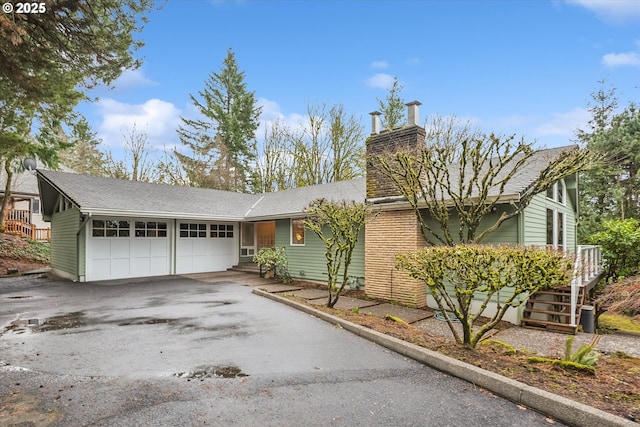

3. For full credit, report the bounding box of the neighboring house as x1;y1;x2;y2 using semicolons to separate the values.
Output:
36;170;365;283
1;166;52;241
36;102;599;330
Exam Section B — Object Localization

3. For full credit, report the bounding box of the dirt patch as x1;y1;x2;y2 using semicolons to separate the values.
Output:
289;283;640;423
0;233;49;275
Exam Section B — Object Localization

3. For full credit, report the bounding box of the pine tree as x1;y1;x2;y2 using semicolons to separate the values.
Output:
177;48;261;191
59;118;106;176
577;81;640;240
377;77;405;130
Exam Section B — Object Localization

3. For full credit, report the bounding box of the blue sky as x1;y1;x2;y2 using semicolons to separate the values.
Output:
78;0;640;158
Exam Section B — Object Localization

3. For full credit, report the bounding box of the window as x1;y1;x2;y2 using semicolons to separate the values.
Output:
57;195;73;212
546;208;565;250
179;223;207;238
32;198;40;214
135;221;167;238
557;181;565;204
291;219;305;246
557;211;564;250
545;179;566;205
210;224;234;238
92;219;130;237
241;223;255;256
546;209;553;247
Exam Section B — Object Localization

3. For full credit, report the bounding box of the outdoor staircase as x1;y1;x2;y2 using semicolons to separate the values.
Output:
228;262;261;275
521;286;585;334
521;245;604;335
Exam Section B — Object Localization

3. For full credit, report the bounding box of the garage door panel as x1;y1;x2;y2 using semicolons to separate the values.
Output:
111;258;131;277
176;222;236;274
92;240;111;258
88;218;170;281
111;239;130;256
91;259;111;281
133;239;150;253
150;256;168;272
150;242;167;256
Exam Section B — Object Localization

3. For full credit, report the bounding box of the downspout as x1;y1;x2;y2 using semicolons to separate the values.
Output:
173;219;177;275
76;213;91;282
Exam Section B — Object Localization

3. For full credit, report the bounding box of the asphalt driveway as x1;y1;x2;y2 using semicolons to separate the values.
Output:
0;273;561;426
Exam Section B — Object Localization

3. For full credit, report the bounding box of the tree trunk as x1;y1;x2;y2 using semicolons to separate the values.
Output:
0;159;14;233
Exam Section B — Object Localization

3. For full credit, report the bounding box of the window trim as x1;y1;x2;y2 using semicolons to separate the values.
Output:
546;207;566;251
545;179;566;206
31;198;40;215
290;218;306;246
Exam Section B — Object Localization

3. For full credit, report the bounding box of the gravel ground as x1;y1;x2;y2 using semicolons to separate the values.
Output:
413;316;640;357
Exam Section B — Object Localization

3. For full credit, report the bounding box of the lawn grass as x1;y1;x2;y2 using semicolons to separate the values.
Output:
599;313;640;334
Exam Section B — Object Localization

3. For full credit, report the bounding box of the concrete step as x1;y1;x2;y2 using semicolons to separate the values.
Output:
228;263;261;274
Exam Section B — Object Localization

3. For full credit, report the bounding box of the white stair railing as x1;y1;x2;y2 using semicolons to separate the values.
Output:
569;245;603;327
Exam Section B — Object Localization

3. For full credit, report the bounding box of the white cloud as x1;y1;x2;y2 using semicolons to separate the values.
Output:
97;98;181;148
256;97;305;140
370;60;389;69
566;0;640;23
602;51;640;67
535;108;590;137
367;73;395;89
111;68;157;90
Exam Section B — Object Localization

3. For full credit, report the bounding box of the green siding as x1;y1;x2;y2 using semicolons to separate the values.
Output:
78;225;86;278
523;189;577;251
51;208;80;278
275;219;365;284
523;194;548;246
422;206;519;245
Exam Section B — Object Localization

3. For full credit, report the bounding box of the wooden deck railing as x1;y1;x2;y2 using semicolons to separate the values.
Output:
569;245;603;327
5;209;30;222
2;209;50;242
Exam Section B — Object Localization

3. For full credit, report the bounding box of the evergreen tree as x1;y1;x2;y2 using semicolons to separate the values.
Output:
59;118;107;175
0;0;158;103
577;81;640;240
177;48;261;191
377;77;405;130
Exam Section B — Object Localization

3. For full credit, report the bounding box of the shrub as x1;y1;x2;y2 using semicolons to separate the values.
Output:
587;219;640;282
396;245;572;348
253;247;290;283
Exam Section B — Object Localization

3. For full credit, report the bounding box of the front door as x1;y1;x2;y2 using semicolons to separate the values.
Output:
240;221;276;259
257;221;275;251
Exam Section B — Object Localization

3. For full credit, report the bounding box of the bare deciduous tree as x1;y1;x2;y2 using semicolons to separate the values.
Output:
371;115;596;246
104;125;157;182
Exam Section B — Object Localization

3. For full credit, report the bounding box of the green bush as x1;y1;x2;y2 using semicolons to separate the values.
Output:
253;247;290;283
587;219;640;281
396;245;572;348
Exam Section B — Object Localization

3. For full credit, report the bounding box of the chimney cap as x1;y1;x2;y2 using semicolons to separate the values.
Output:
405;100;422;126
369;111;382;116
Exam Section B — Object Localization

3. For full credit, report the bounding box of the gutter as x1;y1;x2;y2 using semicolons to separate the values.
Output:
366;193;522;212
80;208;245;222
76;212;91;282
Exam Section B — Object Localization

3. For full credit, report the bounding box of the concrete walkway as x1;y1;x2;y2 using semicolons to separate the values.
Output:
236;276;640;359
237;277;636;427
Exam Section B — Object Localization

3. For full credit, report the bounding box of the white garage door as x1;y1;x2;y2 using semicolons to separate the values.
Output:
88;219;170;281
176;222;236;274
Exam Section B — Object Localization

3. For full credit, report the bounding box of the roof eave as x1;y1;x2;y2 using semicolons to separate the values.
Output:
79;208;245;222
366;193;521;211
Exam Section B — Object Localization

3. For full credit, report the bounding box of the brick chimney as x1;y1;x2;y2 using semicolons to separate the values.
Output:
366;101;426;199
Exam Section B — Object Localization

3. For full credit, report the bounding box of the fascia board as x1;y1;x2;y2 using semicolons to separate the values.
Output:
80;208;245;222
367;193;521;212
